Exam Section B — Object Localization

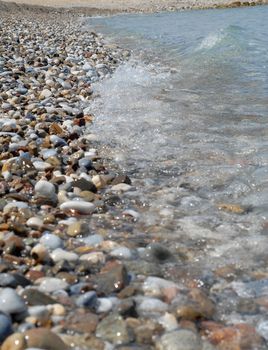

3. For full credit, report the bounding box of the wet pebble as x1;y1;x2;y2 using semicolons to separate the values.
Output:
60;200;95;214
155;329;203;350
96;313;134;345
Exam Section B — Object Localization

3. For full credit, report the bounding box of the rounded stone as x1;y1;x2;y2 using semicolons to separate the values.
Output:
26;217;43;229
40;234;62;250
37;277;69;293
110;247;133;259
50;248;78;263
35;180;56;199
1;332;26;350
0;288;27;314
67;221;88;237
0;312;13;342
75;291;98;309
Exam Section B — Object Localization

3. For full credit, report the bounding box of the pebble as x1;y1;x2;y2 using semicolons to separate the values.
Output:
26;217;43;229
3;201;28;214
155;329;203;350
21;289;56;306
31;244;49;263
95;264;129;295
136;297;168;316
0;288;27;315
96;297;114;313
67;221;88;237
0;312;13;342
111;183;132;192
40;233;63;251
157;312;178;331
60;200;95;214
33;161;53;171
35;180;56;200
50;248;79;263
81;234;103;246
0;273;18;288
36;277;69;293
75;291;98;309
1;332;26;350
28;306;50;324
143;276;180;298
96;313;134;345
25;328;69;350
0;5;257;350
39;89;52;99
80;251;105;264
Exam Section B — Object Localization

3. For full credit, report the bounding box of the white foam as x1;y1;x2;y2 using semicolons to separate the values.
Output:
197;32;225;50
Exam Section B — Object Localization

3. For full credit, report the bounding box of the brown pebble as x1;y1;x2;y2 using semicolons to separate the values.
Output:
25;328;69;350
1;333;26;350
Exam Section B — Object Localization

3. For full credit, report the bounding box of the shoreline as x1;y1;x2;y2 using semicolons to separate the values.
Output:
1;0;267;16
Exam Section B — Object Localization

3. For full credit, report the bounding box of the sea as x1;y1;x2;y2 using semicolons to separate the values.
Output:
86;5;268;332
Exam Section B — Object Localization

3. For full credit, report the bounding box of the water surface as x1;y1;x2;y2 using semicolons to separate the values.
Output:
86;6;268;330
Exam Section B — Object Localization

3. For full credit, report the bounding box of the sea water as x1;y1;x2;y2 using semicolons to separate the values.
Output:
86;6;268;328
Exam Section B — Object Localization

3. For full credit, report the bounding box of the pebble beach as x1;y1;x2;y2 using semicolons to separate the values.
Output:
1;1;268;350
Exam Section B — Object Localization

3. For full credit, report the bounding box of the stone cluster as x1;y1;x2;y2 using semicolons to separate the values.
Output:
0;5;267;350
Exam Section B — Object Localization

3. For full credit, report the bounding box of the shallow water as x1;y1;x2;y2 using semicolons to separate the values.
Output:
86;6;268;328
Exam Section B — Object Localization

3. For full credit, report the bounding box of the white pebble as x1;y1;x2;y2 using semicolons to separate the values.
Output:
3;201;28;214
40;234;62;250
50;248;78;263
110;247;132;259
111;183;132;192
37;277;69;293
136;297;168;315
26;217;43;229
60;200;95;214
33;161;53;171
79;252;105;264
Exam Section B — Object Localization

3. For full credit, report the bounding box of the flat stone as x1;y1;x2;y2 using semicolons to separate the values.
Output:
70;178;97;193
155;329;203;350
64;311;99;334
25;328;69;350
111;183;132;192
111;175;132;186
136;297;168;316
37;277;69;293
96;313;133;345
21;289;57;306
95;263;129;295
50;248;79;263
60;200;95;215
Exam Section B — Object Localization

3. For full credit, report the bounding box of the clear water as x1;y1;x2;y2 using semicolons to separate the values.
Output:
86;6;268;328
